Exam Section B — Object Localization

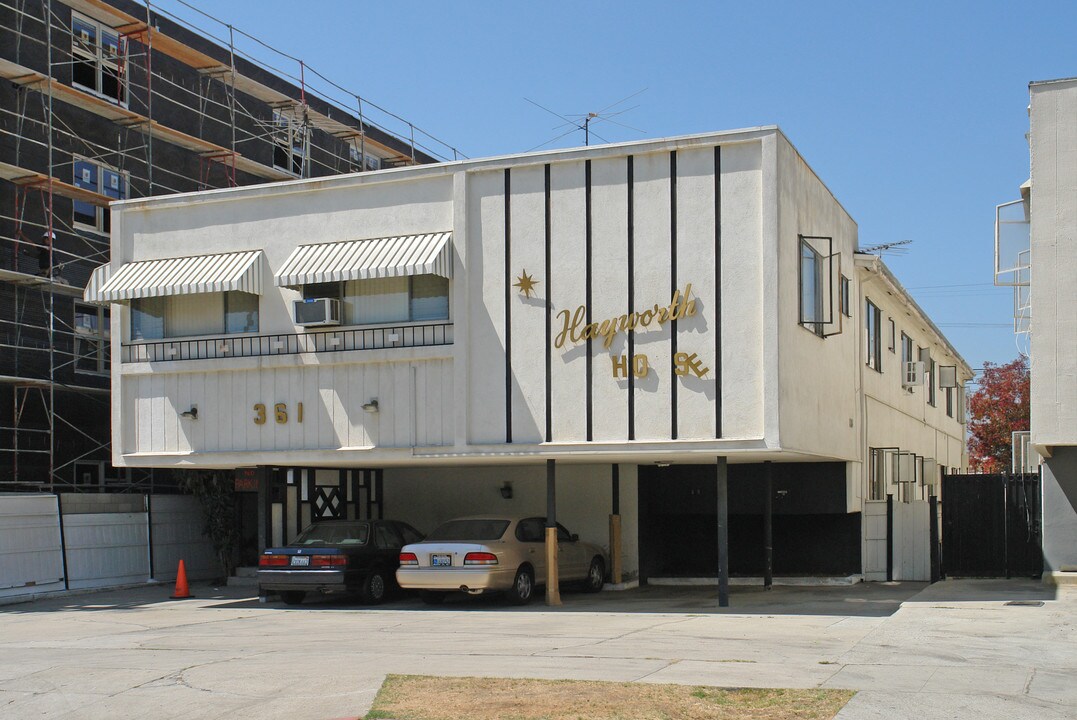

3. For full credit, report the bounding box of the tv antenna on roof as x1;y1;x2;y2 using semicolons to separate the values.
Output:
859;239;912;256
524;89;648;152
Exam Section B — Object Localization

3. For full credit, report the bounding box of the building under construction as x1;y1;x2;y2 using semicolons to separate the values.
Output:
0;0;458;492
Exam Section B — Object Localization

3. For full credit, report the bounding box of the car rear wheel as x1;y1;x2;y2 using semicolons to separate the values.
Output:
360;570;388;605
279;591;305;606
506;566;534;605
419;590;446;605
585;557;605;593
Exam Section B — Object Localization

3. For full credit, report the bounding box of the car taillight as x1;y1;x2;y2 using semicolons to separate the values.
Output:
312;555;347;567
259;554;288;567
399;552;418;566
463;552;498;566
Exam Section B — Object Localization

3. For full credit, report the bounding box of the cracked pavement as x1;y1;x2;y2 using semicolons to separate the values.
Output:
0;579;1072;719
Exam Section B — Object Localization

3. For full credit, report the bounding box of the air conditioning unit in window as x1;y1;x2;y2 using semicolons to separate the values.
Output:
294;297;340;327
902;361;925;388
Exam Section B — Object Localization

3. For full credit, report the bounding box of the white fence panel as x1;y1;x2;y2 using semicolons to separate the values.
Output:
862;500;888;582
892;499;930;581
0;495;65;600
150;495;220;581
63;512;150;590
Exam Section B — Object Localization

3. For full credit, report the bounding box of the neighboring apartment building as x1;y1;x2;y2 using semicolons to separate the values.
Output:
88;127;971;589
1014;77;1077;583
0;0;446;492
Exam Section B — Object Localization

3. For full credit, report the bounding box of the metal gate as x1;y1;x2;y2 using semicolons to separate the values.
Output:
941;473;1042;578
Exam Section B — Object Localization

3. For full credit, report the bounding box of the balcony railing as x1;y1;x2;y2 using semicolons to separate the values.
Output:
121;322;453;363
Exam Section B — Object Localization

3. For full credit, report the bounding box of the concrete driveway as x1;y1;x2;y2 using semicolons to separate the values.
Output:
0;579;1072;719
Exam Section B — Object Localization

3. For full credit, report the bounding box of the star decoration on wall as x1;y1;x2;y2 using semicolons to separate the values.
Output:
514;270;539;298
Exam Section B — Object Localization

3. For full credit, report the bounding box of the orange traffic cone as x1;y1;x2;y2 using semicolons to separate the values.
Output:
170;559;194;599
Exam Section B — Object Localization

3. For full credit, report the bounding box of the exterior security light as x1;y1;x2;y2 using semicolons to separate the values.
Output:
362;399;379;414
180;406;198;419
500;482;513;500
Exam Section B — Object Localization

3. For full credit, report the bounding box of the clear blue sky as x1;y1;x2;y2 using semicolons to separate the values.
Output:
153;0;1072;371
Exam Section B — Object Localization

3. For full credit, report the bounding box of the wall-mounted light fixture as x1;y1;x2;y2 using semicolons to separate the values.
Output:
362;399;379;414
499;481;513;500
180;406;198;420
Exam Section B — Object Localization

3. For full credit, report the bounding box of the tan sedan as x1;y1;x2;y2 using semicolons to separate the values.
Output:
396;516;607;605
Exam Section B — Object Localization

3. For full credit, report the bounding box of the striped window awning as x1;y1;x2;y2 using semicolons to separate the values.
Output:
274;232;453;288
82;262;112;305
83;249;265;303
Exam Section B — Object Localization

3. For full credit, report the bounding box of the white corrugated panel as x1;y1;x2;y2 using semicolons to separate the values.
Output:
83;263;112;304
275;232;453;287
87;249;264;302
0;495;65;599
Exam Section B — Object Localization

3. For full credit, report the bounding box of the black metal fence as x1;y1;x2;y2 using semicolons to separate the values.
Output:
122;322;453;363
941;472;1042;578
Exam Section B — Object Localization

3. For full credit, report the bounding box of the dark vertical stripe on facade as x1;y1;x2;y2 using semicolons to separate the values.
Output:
714;146;723;438
585;160;593;442
504;168;513;443
544;164;552;443
627;156;635;441
670;150;678;440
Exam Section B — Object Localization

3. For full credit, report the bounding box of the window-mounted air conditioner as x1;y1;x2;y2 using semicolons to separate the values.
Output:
902;361;925;388
294;297;340;327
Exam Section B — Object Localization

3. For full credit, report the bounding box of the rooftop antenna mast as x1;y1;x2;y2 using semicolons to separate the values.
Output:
525;89;647;152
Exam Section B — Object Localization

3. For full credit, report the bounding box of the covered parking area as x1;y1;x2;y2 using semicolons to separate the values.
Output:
251;451;860;608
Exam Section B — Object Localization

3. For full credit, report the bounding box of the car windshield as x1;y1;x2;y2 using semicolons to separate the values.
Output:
426;519;510;541
291;521;369;546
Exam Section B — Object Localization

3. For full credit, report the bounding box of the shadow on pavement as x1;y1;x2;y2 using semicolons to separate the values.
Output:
3;578;1057;618
209;581;929;617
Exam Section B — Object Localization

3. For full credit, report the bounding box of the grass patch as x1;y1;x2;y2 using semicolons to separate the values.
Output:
366;674;855;720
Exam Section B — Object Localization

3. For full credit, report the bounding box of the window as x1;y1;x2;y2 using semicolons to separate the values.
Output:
374;524;403;550
348;145;382;172
130;291;259;340
887;318;896;352
304;274;449;326
839;276;851;317
71;13;126;104
799;239;824;336
73;158;126;233
927;358;937;406
74;303;110;374
945;386;954;418
865;299;882;372
272;110;307;176
900;332;914;391
868;448;886;501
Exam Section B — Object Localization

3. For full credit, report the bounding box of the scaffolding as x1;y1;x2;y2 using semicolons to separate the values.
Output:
0;0;462;490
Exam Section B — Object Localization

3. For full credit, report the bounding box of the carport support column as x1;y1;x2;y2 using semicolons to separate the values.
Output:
717;456;729;607
610;464;622;585
763;460;773;590
545;459;561;606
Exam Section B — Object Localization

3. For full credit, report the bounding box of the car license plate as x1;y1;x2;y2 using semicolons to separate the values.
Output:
290;556;310;567
431;554;452;567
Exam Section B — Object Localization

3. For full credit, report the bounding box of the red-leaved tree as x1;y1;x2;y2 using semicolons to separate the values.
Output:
967;356;1030;473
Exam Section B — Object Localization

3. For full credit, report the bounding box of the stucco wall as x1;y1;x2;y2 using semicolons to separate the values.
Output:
1029;80;1077;448
774;134;859;460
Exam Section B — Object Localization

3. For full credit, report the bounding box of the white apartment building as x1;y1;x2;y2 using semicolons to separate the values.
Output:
87;128;971;593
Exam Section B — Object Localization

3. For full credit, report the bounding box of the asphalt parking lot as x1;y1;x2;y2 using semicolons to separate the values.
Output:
0;579;1072;719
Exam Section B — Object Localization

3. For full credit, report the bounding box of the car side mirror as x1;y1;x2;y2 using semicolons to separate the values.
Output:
570;533;579;542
